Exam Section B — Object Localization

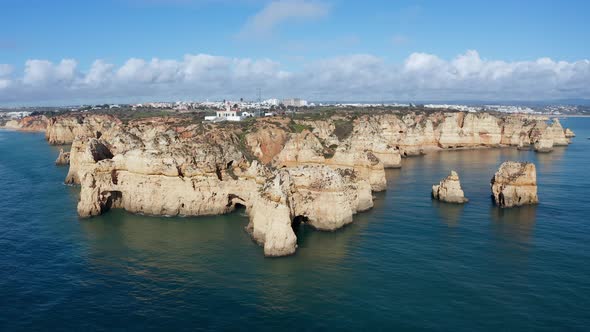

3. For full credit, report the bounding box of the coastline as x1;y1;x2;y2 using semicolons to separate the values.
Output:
3;109;575;256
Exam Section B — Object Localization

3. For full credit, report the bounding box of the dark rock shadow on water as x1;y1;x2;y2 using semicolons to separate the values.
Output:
489;204;537;245
290;192;386;262
432;199;465;227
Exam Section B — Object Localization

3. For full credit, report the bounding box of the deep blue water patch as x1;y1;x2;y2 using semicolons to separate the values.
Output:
1;119;589;331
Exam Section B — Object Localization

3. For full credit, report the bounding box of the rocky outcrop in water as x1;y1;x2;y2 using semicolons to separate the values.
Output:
55;149;70;165
247;165;372;256
491;162;539;208
3;116;48;132
564;128;575;144
534;138;553;152
564;128;575;138
432;171;468;203
46;110;575;256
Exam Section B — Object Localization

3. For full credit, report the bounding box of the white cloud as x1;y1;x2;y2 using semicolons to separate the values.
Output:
238;0;329;39
84;60;115;86
23;59;78;86
1;50;590;104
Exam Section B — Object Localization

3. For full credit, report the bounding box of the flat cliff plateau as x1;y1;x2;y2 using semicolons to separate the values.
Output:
4;110;576;256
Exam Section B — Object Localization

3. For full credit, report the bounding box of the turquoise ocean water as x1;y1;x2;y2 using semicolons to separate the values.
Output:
0;118;589;331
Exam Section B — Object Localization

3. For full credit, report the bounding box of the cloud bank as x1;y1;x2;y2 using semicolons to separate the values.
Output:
1;50;589;105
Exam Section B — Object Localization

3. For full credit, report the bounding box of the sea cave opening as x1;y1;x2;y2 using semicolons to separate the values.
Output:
292;215;309;232
100;190;123;214
226;194;247;213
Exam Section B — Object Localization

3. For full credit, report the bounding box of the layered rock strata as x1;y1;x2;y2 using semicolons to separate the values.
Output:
432;171;468;203
45;114;120;145
491;162;539;208
3;116;48;131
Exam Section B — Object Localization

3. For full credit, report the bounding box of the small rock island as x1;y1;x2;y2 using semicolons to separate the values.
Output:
491;161;539;208
432;171;468;203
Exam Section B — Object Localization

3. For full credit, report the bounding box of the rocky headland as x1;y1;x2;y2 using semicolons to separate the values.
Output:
4;115;48;132
3;110;575;256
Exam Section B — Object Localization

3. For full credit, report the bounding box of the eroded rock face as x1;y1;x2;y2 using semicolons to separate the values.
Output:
3;116;47;131
438;113;502;148
491;162;539;208
534;138;553;152
564;128;575;143
545;119;569;146
55;149;70;165
432;171;468;203
246;165;372;256
69;117;374;257
271;130;388;192
54;111;574;256
45;114;120;145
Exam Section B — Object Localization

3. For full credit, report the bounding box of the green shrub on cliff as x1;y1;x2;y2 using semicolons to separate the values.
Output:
289;121;312;133
333;119;354;141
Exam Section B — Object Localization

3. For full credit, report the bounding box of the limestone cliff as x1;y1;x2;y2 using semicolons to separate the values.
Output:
48;110;575;256
45;114;121;145
3;116;48;132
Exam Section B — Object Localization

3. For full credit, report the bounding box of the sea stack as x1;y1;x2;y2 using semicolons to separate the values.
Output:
55;149;70;165
491;162;538;208
564;128;576;138
534;138;553;152
432;170;468;203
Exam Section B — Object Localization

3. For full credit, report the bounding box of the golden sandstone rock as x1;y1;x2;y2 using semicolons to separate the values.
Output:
432;171;468;203
491;162;539;208
6;110;575;256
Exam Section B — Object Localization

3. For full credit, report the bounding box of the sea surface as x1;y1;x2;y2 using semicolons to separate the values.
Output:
1;118;589;331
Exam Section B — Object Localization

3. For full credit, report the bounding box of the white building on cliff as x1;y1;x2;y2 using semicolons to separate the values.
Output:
204;101;246;122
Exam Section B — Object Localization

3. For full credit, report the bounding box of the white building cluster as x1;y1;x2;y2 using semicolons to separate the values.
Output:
282;98;308;107
424;104;541;114
203;101;255;122
0;111;32;119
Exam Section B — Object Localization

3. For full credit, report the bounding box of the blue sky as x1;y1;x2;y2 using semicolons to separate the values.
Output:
0;0;589;105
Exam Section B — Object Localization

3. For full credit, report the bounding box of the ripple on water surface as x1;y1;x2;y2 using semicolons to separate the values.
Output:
1;119;590;331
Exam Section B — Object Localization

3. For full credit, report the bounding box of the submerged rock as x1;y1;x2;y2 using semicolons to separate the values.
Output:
55;149;70;165
491;162;538;208
432;170;468;203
